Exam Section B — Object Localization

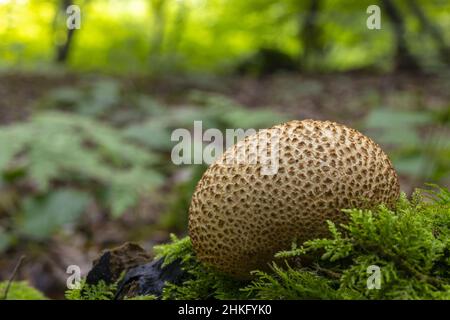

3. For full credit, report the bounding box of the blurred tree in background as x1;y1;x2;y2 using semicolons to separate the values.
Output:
0;0;448;73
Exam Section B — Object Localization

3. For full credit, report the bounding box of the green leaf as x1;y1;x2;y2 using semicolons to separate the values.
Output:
78;80;121;116
365;109;433;129
393;155;434;178
19;189;91;239
0;281;47;300
0;231;12;253
135;95;166;117
371;127;421;147
46;87;83;107
107;168;164;217
123;121;174;151
0;124;31;171
108;188;138;218
0;111;164;217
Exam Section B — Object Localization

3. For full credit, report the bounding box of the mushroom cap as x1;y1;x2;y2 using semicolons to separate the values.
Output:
188;120;400;279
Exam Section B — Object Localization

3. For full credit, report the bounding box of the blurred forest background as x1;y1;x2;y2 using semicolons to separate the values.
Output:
0;0;449;298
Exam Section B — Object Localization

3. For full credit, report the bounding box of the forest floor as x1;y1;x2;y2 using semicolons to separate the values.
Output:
1;71;449;125
0;71;449;298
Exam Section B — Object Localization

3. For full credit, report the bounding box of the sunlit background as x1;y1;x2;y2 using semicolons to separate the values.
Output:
0;0;449;72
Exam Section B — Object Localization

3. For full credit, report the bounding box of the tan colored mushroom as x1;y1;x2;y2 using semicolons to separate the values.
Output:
189;120;400;279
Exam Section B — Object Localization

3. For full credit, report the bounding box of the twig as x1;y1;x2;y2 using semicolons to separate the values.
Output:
1;255;26;300
313;263;342;280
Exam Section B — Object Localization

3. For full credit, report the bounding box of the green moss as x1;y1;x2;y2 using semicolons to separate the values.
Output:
65;279;117;300
0;281;47;300
125;295;158;300
157;186;450;300
155;234;249;300
66;185;450;300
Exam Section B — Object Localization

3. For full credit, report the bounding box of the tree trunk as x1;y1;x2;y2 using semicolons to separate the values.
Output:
55;0;76;64
380;0;420;71
408;0;450;66
167;0;189;56
298;0;324;70
149;0;167;65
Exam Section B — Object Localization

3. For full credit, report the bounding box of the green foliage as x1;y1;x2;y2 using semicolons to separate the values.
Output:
154;186;450;300
65;278;158;300
425;183;450;205
124;91;288;151
125;295;157;300
251;187;450;300
154;234;249;300
0;111;163;249
0;231;12;252
243;265;359;300
189;91;289;128
160;165;207;231
19;189;91;239
364;107;450;183
65;279;117;300
61;186;450;300
43;85;288;152
0;111;162;203
154;234;193;267
0;281;47;300
2;0;449;72
42;79;122;117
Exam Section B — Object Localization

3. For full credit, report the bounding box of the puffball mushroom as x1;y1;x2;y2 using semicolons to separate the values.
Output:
189;120;400;279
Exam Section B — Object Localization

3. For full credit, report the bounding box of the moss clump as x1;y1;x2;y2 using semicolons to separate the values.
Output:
153;234;248;300
0;281;47;300
66;185;450;300
65;278;159;300
65;279;117;300
156;186;450;300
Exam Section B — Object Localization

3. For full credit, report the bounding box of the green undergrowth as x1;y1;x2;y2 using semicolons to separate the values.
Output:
0;281;47;300
67;186;450;300
64;279;118;300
